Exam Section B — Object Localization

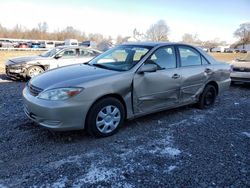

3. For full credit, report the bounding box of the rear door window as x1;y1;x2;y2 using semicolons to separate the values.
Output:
178;46;202;67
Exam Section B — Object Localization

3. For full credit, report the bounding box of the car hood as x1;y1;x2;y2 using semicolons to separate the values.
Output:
29;64;120;90
231;60;250;68
7;55;47;65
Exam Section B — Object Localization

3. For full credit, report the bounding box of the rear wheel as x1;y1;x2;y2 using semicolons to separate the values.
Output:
86;97;125;137
197;85;217;109
26;66;44;78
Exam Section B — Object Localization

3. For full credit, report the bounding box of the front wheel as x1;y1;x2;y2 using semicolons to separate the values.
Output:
197;85;217;109
26;66;44;78
86;97;125;137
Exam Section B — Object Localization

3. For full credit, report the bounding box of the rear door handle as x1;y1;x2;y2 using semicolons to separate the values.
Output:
172;74;180;79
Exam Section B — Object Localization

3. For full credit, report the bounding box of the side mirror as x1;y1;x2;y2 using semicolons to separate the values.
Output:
54;54;63;59
138;63;158;74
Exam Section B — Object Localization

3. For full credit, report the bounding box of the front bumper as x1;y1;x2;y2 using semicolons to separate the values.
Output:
5;65;26;80
22;87;91;131
231;72;250;83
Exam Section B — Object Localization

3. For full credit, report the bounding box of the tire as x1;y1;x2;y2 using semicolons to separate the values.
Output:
197;85;217;109
86;97;125;137
26;66;44;78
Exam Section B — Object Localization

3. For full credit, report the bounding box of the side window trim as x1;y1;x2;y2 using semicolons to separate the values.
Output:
201;55;211;65
177;45;203;67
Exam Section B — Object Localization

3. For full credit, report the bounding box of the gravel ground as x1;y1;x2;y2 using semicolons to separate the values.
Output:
0;75;249;187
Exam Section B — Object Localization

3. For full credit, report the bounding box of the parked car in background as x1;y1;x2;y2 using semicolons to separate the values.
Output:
240;49;247;53
22;42;231;137
198;46;209;52
55;42;64;47
224;48;233;53
5;46;102;80
17;42;29;48
0;39;14;48
231;52;250;83
79;41;97;48
31;43;41;48
40;41;55;49
27;41;33;48
65;39;78;46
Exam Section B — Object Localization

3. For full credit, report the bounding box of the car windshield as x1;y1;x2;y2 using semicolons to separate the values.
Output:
40;48;61;57
89;45;152;71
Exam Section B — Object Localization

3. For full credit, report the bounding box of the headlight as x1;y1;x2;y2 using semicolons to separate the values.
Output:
38;87;83;100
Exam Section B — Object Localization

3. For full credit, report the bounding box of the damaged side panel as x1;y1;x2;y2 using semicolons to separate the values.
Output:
133;69;180;114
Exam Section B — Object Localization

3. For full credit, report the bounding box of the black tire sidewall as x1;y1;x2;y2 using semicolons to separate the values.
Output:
198;85;217;109
86;97;125;137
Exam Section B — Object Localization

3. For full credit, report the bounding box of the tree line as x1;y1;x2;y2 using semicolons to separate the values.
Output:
0;20;249;48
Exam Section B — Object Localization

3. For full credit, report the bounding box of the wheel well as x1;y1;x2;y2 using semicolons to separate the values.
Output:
206;81;219;95
36;64;45;71
85;94;127;124
27;65;45;71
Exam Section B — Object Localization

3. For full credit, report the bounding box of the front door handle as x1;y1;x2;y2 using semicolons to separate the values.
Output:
204;68;213;74
172;74;180;79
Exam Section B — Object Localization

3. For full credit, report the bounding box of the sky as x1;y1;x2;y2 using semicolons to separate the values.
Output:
0;0;249;43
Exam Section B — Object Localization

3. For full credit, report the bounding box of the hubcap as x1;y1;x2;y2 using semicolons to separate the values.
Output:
29;67;43;77
96;105;121;134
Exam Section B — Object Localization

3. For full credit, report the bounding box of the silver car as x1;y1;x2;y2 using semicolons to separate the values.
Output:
230;52;250;83
5;46;102;80
23;42;231;137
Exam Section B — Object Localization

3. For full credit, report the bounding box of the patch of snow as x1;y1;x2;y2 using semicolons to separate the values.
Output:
0;183;8;188
73;165;120;185
113;182;134;188
49;155;83;169
160;147;181;157
191;114;205;122
165;165;177;173
148;137;181;157
169;119;188;127
51;177;68;188
157;120;163;124
241;132;250;138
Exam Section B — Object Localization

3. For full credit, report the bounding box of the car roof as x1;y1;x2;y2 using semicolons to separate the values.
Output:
55;45;102;53
121;42;195;48
56;45;98;50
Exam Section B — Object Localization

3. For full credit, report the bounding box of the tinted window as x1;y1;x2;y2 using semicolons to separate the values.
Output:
62;49;77;57
179;46;201;67
147;46;176;69
79;49;94;57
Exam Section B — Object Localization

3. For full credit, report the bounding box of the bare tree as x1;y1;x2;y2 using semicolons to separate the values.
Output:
234;22;250;49
146;20;169;41
116;35;130;44
88;33;104;43
182;33;200;44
